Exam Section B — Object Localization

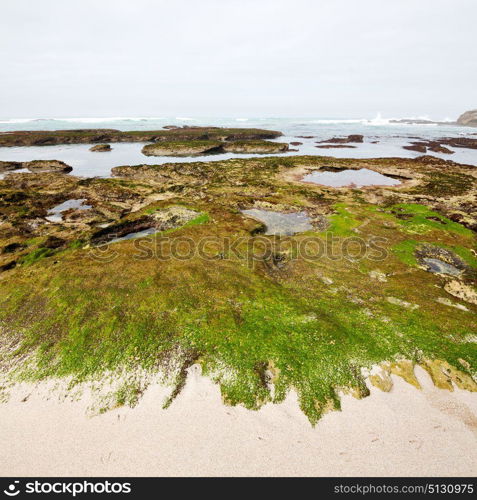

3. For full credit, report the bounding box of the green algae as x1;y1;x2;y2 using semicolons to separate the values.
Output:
1;154;476;424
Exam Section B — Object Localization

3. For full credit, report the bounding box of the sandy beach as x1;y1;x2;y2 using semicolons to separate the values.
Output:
0;365;475;477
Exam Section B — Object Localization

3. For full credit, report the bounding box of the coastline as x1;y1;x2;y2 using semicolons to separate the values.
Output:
0;365;475;477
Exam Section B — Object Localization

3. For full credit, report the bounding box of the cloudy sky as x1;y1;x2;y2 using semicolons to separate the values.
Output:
0;0;475;119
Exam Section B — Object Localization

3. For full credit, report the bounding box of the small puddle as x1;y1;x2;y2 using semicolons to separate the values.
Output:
108;227;159;244
241;209;313;235
422;258;462;276
303;168;401;188
46;199;91;222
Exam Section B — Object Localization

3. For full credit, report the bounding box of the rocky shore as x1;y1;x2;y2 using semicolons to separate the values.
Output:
0;126;475;425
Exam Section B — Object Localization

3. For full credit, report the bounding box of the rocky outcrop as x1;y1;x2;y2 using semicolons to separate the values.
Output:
403;141;454;154
0;160;73;174
142;141;223;157
456;109;477;127
316;134;364;144
0;127;282;147
221;141;288;154
0;161;23;173
142;139;289;157
439;137;477;150
90;144;111;152
315;144;356;149
23;160;73;173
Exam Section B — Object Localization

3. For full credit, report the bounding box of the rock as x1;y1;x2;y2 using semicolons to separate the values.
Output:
0;161;23;173
428;144;454;154
0;127;283;147
444;280;477;305
369;270;387;282
316;134;364;144
420;359;477;391
23;160;72;173
386;296;419;310
290;141;302;146
456;109;477;127
403;140;454;154
142;141;223;157
90;144;111;152
315;144;356;149
403;143;427;153
438;137;477;150
0;260;16;272
390;118;447;125
1;242;26;254
43;236;67;249
222;141;288;154
436;297;469;312
151;206;203;230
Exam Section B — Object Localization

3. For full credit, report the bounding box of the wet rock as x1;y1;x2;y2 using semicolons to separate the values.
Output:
456;109;477;127
316;134;364;144
1;242;26;254
290;141;303;146
0;161;23;173
315;144;356;149
415;245;467;276
403;143;427;153
24;160;72;173
420;359;477;391
142;141;223;157
0;127;282;147
403;141;454;154
90;144;111;152
438;137;477;150
222;141;288;154
91;216;157;245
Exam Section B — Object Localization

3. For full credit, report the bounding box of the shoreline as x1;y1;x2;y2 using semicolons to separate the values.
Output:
0;365;475;477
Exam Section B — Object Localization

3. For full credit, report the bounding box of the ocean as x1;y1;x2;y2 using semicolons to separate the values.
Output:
0;116;476;178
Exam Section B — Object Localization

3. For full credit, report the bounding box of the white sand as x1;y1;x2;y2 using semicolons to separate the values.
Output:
0;365;476;477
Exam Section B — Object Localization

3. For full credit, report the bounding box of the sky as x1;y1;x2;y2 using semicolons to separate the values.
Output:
0;0;475;119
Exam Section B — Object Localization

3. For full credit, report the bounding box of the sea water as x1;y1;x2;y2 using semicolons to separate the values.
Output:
0;116;475;178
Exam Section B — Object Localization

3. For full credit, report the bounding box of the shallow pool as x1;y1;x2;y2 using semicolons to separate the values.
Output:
303;168;401;188
241;209;313;235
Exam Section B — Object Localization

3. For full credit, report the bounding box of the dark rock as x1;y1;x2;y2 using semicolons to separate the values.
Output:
2;242;26;254
438;137;477;150
403;144;427;153
316;134;364;144
43;236;67;249
315;144;356;149
0;161;23;173
24;160;73;173
0;260;16;272
90;144;111;152
290;142;303;146
0;127;282;147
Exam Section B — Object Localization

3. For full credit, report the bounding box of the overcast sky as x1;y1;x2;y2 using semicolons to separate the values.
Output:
0;0;475;119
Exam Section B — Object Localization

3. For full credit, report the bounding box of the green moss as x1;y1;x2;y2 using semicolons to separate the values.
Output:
19;247;54;266
1;154;476;425
385;203;473;236
326;203;359;235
